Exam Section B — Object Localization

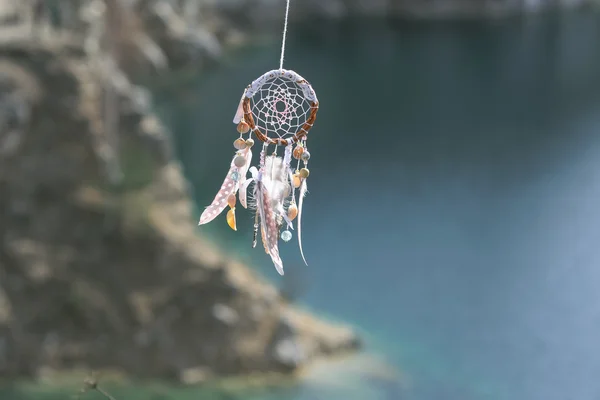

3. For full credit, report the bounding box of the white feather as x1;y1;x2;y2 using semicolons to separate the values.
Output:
237;149;253;208
263;155;290;211
298;179;308;266
233;92;245;124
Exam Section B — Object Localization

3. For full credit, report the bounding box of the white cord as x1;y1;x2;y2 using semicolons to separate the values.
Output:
279;0;291;71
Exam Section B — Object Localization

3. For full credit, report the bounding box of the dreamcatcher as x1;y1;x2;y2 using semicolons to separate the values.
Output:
198;0;318;275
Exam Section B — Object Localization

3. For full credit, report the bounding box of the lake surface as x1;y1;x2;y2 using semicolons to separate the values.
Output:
13;11;600;400
153;11;600;400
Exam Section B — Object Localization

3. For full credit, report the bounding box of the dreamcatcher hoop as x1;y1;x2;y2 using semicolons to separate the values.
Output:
199;0;319;276
234;69;319;146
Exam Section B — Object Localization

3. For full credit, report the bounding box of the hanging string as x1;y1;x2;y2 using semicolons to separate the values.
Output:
279;0;291;71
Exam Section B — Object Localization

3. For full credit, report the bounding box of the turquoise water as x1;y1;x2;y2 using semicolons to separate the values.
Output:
153;12;600;400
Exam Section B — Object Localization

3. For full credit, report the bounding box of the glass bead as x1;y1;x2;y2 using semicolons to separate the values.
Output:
301;150;311;162
281;230;292;242
287;204;298;221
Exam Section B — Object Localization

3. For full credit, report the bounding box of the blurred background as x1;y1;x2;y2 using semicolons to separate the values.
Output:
1;1;600;400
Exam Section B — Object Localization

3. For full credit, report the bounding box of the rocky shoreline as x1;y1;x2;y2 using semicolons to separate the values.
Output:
0;0;360;384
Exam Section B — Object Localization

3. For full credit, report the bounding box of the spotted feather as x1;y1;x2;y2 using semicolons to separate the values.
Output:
255;180;284;275
198;148;250;225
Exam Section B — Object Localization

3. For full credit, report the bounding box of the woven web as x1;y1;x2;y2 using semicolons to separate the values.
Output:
250;77;313;142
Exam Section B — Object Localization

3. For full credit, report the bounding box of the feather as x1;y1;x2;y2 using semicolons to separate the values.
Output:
283;144;293;170
237;147;253;207
198;148;250;225
239;146;253;183
278;203;293;229
255;180;284;275
198;165;238;225
262;155;290;210
297;179;308;266
260;225;270;254
239;178;254;209
283;144;294;195
241;166;259;209
253;155;289;275
233;92;245;124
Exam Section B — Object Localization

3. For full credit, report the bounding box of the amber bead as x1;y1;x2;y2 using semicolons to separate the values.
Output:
292;174;302;188
227;193;236;208
226;208;237;231
293;145;304;160
287;203;298;221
